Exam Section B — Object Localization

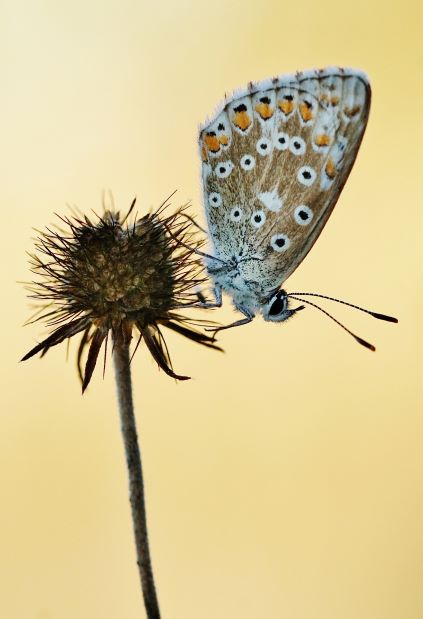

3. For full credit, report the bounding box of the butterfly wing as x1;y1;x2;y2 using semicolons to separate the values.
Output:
199;67;370;290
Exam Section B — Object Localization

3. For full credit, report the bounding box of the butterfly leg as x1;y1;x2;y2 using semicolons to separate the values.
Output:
207;305;255;334
194;285;222;309
172;286;222;310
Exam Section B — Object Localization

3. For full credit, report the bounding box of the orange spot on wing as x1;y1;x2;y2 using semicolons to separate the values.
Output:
219;134;229;146
201;146;208;162
344;104;361;118
325;158;336;179
233;111;251;131
278;99;294;115
314;134;331;147
299;102;314;122
330;96;340;106
204;134;220;153
255;102;274;120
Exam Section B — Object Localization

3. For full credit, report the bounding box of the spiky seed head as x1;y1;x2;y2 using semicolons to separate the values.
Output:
22;199;221;391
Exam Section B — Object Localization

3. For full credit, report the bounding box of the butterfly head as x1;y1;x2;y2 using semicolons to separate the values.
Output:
261;289;305;322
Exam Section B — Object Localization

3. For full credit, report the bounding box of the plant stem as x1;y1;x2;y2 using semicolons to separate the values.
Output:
113;338;161;619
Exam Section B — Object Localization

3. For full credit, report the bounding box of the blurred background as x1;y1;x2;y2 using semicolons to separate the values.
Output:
2;1;422;618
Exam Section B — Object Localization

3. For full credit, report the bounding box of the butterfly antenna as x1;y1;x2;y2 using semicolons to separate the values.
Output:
288;292;398;323
288;295;377;351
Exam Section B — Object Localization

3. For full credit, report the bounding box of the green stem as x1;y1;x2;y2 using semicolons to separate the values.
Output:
113;338;161;619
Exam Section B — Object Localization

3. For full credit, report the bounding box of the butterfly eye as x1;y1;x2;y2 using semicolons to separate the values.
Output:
215;161;234;179
208;192;222;208
297;165;316;186
250;210;266;229
230;207;243;222
294;205;313;225
289;136;306;156
240;154;256;171
275;132;289;151
270;233;290;252
256;138;272;156
268;293;288;316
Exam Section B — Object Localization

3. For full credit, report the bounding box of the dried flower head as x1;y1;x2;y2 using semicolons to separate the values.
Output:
22;198;220;390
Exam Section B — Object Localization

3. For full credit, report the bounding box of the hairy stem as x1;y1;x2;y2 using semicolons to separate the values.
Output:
113;338;161;619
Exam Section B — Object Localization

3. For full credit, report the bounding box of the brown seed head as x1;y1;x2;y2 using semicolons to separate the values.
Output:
22;199;221;390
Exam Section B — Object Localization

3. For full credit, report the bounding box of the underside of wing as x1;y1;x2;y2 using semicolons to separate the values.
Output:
199;67;371;290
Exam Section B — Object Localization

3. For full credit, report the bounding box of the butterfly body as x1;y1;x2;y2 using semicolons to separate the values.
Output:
199;67;371;328
207;253;271;300
205;253;299;324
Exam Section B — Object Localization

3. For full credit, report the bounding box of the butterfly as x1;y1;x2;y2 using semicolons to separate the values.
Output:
196;67;397;349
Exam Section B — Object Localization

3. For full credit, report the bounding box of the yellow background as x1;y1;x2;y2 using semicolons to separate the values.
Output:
2;1;422;617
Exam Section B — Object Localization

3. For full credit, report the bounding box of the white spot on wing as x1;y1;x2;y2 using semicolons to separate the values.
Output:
208;192;222;208
229;206;243;222
250;210;266;229
294;205;313;225
275;132;289;150
271;233;290;252
297;166;316;186
240;154;256;171
256;137;272;156
258;189;283;212
215;161;234;179
289;136;306;156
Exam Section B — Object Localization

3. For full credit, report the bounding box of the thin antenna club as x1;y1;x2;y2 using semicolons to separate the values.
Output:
288;294;377;351
288;292;398;323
